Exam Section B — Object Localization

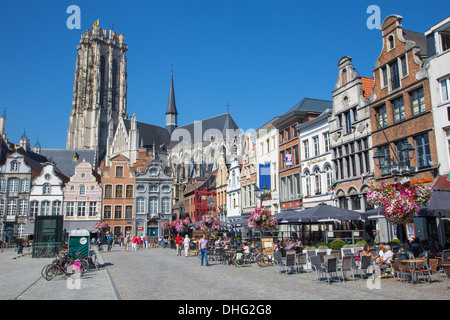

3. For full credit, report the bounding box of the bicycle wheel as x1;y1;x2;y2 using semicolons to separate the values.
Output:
41;264;52;279
44;265;58;281
257;255;266;267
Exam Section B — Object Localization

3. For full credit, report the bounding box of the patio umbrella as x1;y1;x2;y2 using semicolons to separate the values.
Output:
418;190;450;217
278;203;362;223
359;207;385;220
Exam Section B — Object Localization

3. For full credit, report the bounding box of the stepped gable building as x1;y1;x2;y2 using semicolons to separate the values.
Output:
273;98;332;211
62;160;102;237
329;56;375;212
66;26;128;166
369;15;437;186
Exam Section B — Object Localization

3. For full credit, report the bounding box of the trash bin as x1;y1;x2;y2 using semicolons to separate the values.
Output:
68;229;90;258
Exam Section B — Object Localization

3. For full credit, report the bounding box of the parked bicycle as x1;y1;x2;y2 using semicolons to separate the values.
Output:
41;250;88;281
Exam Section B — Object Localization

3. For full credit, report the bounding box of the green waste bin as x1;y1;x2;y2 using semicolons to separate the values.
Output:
68;230;90;258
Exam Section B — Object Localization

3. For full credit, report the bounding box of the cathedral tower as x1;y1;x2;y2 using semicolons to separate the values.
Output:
66;26;128;165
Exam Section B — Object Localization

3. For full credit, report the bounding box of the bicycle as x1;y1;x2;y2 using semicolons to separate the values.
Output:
232;250;249;267
255;249;274;267
41;250;88;281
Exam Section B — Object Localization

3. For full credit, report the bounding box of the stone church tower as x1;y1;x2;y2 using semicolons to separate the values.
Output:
66;26;128;165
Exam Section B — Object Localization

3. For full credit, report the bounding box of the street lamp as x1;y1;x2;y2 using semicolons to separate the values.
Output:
373;141;416;252
254;184;270;207
373;142;416;183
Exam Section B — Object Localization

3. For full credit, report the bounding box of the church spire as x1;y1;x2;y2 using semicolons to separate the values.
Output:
166;65;178;134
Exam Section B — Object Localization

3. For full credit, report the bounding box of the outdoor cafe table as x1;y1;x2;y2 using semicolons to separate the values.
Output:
400;259;427;283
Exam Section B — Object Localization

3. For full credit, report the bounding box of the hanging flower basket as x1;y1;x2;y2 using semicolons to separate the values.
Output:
366;182;433;224
247;207;278;231
171;219;190;234
200;214;222;231
94;222;110;230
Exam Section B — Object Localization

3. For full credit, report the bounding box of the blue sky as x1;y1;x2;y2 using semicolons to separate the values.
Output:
0;0;448;149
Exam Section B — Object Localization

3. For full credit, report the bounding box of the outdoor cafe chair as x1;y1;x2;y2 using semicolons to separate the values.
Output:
390;260;401;281
442;265;450;290
273;251;284;274
284;252;297;274
342;248;353;257
357;255;373;279
317;251;326;263
296;253;308;273
319;257;340;285
338;255;355;282
427;259;441;283
309;255;322;282
330;250;340;260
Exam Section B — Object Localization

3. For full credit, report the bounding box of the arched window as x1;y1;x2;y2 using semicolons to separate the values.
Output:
388;35;395;50
43;183;51;195
349;187;361;210
342;69;347;85
314;167;321;194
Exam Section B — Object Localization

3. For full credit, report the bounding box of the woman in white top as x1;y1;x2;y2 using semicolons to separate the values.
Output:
183;235;191;257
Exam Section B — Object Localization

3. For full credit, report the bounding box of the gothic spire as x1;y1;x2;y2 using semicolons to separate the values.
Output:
166;66;178;134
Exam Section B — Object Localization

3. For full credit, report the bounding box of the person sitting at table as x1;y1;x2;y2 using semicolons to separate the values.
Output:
377;245;394;277
418;243;429;261
362;244;378;260
243;241;250;256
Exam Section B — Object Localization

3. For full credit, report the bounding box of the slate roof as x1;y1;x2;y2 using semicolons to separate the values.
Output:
403;29;427;57
166;73;178;115
39;149;96;178
283;98;333;115
170;113;240;146
123;119;171;150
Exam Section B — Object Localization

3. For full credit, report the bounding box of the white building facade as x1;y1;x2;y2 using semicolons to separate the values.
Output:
254;118;280;214
298;110;334;208
425;17;450;176
226;158;241;221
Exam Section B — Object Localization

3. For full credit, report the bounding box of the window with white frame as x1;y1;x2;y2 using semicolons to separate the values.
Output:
323;132;330;153
20;179;29;193
410;87;425;115
7;200;17;216
313;136;320;156
10;161;19;172
162;197;171;214
136;197;145;214
314;167;322;194
52;201;61;215
0;199;4;216
149;197;158;214
30;201;39;217
89;202;97;217
440;76;450;102
19;199;28;216
43;183;51;195
303;140;310;159
40;201;50;216
77;202;86;217
0;179;6;193
66;202;75;217
8;178;19;196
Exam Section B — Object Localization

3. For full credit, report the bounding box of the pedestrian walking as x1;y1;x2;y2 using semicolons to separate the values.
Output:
124;235;129;251
137;235;142;249
107;235;114;252
132;235;137;251
145;234;149;249
198;234;210;266
175;233;183;256
183;235;190;257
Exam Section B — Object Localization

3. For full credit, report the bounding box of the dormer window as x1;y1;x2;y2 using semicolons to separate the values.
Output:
10;161;19;172
440;29;450;52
